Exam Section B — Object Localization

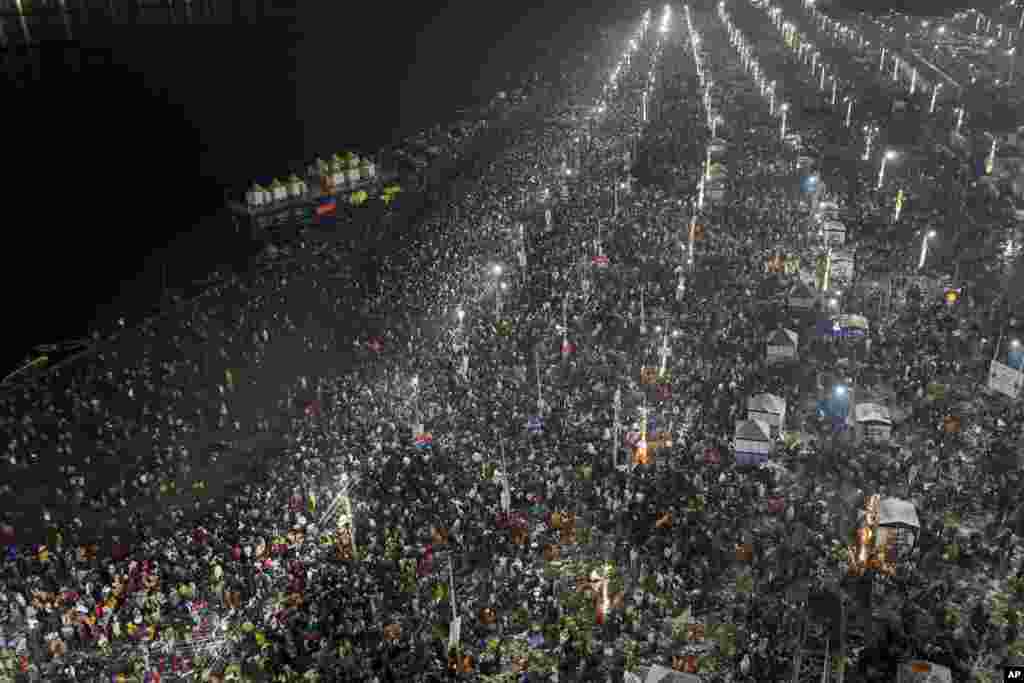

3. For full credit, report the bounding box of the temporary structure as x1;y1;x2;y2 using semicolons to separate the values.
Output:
831;314;869;338
246;184;270;208
747;393;787;434
734;419;772;466
896;660;950;683
286;174;307;198
269;178;288;202
822;220;846;246
855;402;892;443
878;498;920;565
829;248;856;283
630;665;702;683
766;328;798;363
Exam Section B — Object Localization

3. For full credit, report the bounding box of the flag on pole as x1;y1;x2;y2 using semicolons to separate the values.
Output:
414;433;433;449
592;254;610;267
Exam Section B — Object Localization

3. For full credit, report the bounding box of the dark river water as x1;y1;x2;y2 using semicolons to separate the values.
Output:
2;0;643;374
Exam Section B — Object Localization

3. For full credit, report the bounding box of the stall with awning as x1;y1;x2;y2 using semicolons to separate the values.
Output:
628;666;702;683
829;248;856;284
855;402;892;443
878;498;920;564
747;393;786;434
734;419;772;466
830;314;869;338
765;328;798;363
896;661;951;683
822;220;846;246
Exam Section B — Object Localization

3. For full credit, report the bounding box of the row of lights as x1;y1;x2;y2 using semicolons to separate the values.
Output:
720;3;791;141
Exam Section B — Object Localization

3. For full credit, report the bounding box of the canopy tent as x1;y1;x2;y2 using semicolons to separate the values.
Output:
822;220;846;246
879;498;919;529
878;498;920;563
734;419;772;466
766;328;798;363
829;248;856;284
896;661;951;683
630;666;702;683
830;314;869;338
855;402;892;443
747;393;786;434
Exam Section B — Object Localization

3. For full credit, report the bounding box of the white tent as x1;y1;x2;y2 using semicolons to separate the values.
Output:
766;328;798;363
632;666;702;683
879;498;919;529
734;419;772;466
855;402;892;443
896;661;951;683
823;220;846;246
748;393;787;433
830;248;856;283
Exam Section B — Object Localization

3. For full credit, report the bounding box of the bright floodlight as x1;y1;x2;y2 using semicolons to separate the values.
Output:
937;25;946;34
412;376;419;387
885;150;898;160
927;230;937;238
492;264;503;276
834;385;846;396
1011;339;1021;348
457;308;465;321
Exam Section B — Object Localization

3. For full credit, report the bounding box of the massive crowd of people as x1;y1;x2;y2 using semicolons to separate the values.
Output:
0;5;1023;683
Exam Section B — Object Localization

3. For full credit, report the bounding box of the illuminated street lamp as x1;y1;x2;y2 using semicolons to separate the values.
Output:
929;83;942;113
780;103;790;139
918;230;936;270
955;106;965;137
909;66;918;95
844;96;853;127
831;77;838;106
877;149;897;189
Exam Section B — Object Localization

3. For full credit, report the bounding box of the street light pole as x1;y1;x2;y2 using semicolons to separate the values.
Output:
929;84;941;114
845;97;853;127
918;230;936;270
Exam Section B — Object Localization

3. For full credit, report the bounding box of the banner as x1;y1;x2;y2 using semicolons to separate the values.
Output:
989;360;1023;399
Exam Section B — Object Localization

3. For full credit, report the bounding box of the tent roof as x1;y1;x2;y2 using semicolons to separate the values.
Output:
880;498;920;529
734;419;771;441
897;661;950;683
633;666;702;683
748;393;786;414
835;314;869;330
855;402;891;425
767;328;798;346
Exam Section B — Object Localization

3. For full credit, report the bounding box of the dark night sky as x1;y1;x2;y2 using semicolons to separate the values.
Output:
3;0;643;372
